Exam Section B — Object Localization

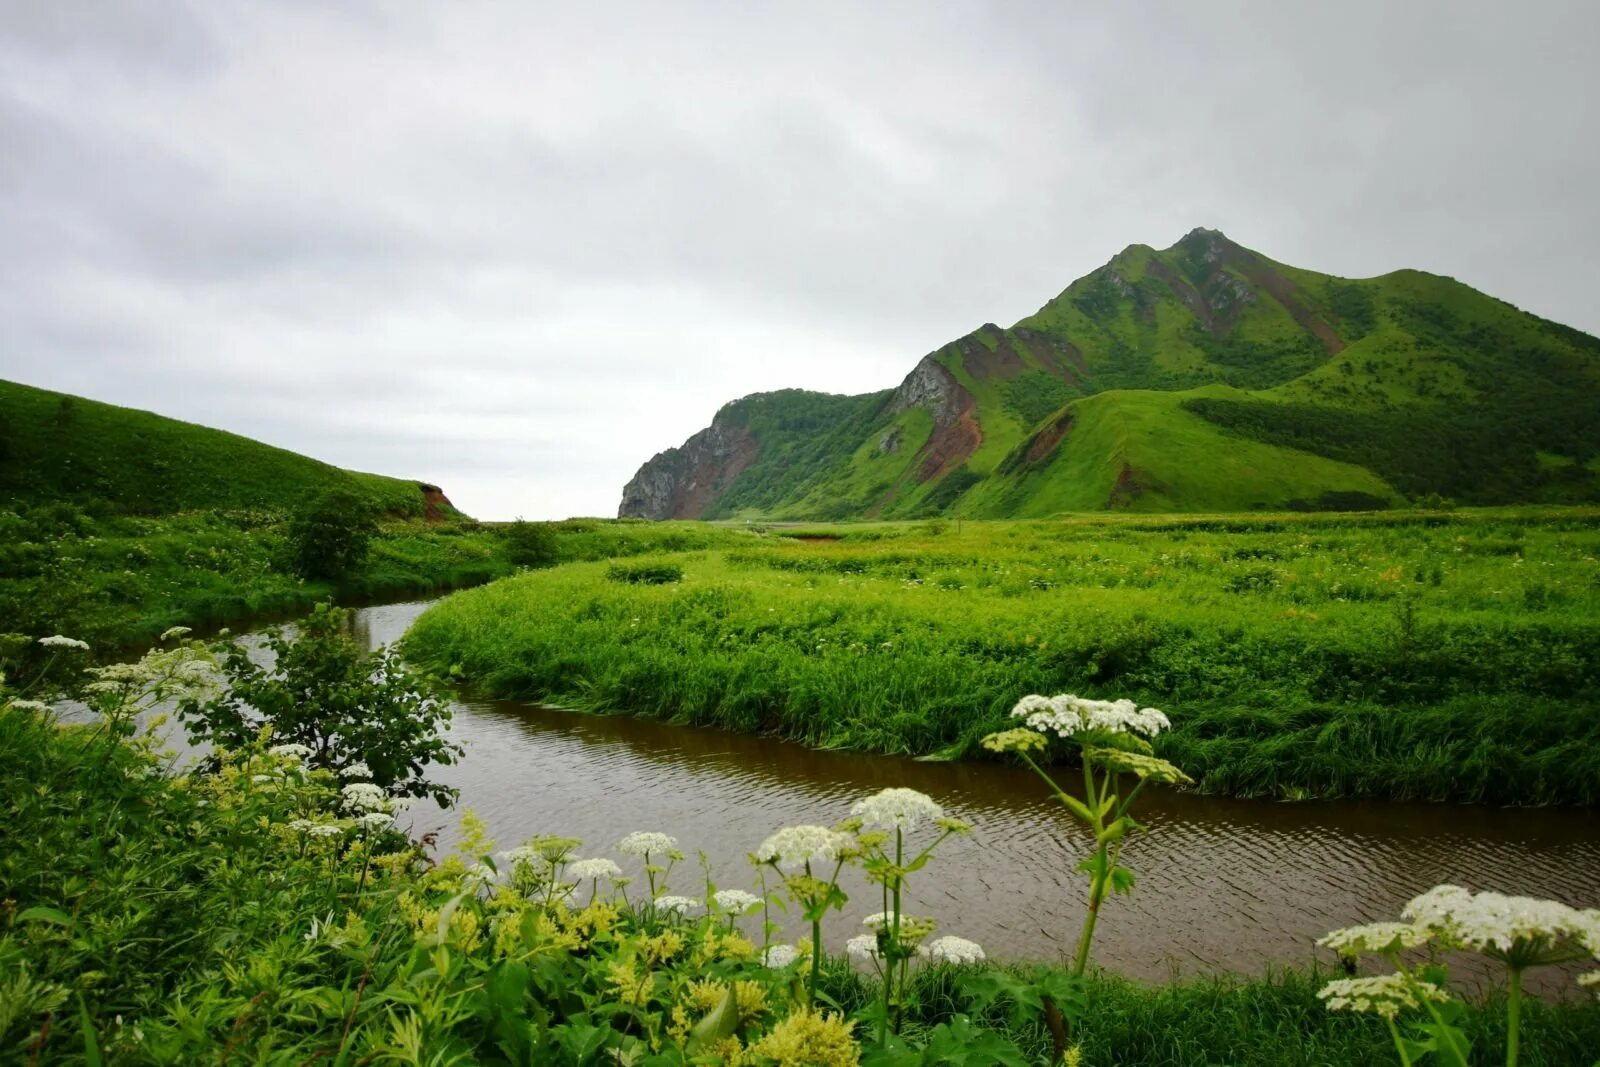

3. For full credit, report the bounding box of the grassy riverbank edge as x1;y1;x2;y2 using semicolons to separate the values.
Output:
403;510;1600;806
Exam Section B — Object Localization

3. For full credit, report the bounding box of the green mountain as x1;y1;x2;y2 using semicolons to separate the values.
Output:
619;229;1600;519
0;379;452;517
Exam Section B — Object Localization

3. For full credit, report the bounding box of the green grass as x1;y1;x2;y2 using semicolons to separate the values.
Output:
0;378;431;515
406;508;1600;805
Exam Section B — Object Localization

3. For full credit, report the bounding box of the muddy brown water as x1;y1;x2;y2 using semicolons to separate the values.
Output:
330;601;1600;990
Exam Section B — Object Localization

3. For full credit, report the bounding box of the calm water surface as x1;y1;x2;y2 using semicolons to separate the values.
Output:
336;601;1600;987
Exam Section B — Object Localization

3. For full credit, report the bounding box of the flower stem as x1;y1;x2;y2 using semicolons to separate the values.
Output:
1505;965;1523;1067
1385;1016;1414;1067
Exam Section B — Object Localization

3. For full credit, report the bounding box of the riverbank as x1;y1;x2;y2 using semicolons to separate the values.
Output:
0;511;752;659
404;508;1600;805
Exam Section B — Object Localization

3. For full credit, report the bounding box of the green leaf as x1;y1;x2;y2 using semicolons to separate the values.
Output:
17;905;74;928
683;983;741;1055
78;996;104;1067
1056;792;1095;824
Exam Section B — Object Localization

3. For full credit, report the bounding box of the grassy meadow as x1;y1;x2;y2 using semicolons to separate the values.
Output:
406;507;1600;805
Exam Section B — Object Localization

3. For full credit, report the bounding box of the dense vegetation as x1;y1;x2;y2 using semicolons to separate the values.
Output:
623;230;1600;520
6;679;1596;1064
407;508;1600;805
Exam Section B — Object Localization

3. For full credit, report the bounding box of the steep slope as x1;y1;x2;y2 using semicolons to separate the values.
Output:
621;229;1600;518
0;379;450;516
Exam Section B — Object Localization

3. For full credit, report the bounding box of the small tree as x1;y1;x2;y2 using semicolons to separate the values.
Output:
288;487;378;580
501;518;559;568
181;604;461;806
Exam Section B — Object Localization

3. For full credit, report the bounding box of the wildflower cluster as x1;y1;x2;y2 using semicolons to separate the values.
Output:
1009;692;1170;739
1318;974;1450;1020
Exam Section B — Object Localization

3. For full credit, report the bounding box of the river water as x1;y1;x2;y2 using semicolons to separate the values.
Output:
326;600;1600;989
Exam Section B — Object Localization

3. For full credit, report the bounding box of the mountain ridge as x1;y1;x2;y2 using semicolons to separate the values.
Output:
620;229;1600;519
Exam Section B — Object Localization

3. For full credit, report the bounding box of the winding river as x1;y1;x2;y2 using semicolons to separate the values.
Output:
325;600;1600;990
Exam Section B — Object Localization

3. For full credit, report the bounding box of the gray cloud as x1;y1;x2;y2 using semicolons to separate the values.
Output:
2;1;1596;518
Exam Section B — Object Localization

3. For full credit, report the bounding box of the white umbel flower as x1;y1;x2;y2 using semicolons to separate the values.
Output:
925;936;985;964
268;743;314;761
1012;693;1170;739
845;934;882;961
850;788;943;832
340;782;387;813
757;825;854;870
762;943;800;968
38;635;90;650
7;699;52;713
655;895;701;916
1319;974;1449;1020
359;812;394;831
159;626;192;642
342;761;373;780
568;858;624;882
1403;885;1600;957
714;889;763;914
617;831;678;856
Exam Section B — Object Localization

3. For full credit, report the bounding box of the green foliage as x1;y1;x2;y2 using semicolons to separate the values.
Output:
407;508;1600;805
181;603;463;804
0;378;425;516
287;486;379;579
1001;372;1079;428
606;559;685;585
500;518;560;567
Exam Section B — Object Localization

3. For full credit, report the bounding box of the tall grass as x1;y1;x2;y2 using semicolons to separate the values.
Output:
405;508;1600;805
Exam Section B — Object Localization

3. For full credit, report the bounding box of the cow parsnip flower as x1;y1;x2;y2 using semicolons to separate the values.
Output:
1403;884;1600;960
655;895;701;916
1012;693;1170;739
762;943;800;968
925;936;985;964
38;635;90;651
1318;973;1448;1020
757;825;855;870
568;857;624;882
342;761;373;780
158;626;192;642
1318;921;1433;957
359;812;393;831
981;728;1047;754
340;782;388;813
617;831;677;856
7;699;52;713
850;788;943;832
713;889;763;914
268;743;313;761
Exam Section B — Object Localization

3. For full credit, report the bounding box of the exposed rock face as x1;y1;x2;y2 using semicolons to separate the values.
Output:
889;355;966;426
618;412;758;519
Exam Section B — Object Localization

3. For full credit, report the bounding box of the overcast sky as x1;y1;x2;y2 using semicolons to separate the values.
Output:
2;2;1596;519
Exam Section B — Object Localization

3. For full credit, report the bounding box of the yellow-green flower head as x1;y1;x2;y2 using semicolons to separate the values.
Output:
1318;974;1448;1020
981;728;1046;754
757;825;855;870
850;788;943;832
746;1006;859;1067
1012;693;1170;738
617;831;678;856
1317;921;1432;957
1082;747;1193;785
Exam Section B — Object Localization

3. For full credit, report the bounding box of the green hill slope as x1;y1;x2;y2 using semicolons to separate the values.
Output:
619;229;1600;518
0;379;439;516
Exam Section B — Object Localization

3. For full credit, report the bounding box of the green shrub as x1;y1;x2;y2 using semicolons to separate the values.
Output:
501;518;560;567
286;487;378;579
606;560;684;585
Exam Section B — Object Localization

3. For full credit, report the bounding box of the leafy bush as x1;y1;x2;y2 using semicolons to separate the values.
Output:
287;486;379;579
181;603;462;805
500;518;560;567
607;560;684;585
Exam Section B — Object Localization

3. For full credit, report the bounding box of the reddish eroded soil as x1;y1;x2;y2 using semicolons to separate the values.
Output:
1237;261;1347;355
671;426;760;519
1024;410;1075;464
1107;462;1149;508
916;409;982;482
419;484;454;523
960;329;1026;381
1015;330;1087;386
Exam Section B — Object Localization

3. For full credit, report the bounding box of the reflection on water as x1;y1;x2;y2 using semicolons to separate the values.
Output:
349;601;1600;987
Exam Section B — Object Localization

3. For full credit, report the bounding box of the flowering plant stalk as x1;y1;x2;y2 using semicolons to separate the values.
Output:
846;787;971;1042
755;824;857;1004
983;694;1190;978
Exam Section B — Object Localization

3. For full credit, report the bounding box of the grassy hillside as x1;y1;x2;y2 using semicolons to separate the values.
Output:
621;230;1600;519
0;379;430;515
